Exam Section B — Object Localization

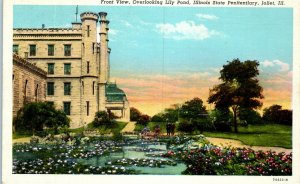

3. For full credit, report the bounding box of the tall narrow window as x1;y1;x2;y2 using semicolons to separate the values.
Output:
87;25;90;37
92;81;95;95
64;82;71;95
86;101;90;116
48;63;54;74
87;61;90;74
63;102;71;115
92;43;95;54
47;82;54;95
48;44;54;56
35;84;39;102
13;45;19;54
29;45;36;56
24;80;28;102
64;63;71;75
64;44;71;56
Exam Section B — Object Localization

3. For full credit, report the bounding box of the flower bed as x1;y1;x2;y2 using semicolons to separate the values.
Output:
162;145;292;175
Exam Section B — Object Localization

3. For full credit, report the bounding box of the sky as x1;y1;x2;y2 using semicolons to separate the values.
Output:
14;5;293;116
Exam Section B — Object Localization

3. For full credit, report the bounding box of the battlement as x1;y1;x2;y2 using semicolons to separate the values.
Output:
13;28;82;35
80;12;99;21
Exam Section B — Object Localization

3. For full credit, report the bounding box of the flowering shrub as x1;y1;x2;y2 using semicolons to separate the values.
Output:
162;145;292;175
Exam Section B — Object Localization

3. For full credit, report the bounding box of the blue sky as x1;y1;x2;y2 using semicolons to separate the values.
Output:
14;6;293;115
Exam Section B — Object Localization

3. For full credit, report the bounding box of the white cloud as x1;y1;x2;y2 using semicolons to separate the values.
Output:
156;21;219;40
121;20;132;27
196;13;219;20
261;60;275;67
261;59;290;72
273;60;290;72
109;28;118;35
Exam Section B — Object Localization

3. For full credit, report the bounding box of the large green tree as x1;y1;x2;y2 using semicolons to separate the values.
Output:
208;59;263;132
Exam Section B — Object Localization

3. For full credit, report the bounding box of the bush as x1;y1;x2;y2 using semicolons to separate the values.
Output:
193;118;214;133
92;111;115;127
239;108;262;124
14;102;70;134
263;105;292;125
178;119;194;133
137;114;150;126
210;108;232;132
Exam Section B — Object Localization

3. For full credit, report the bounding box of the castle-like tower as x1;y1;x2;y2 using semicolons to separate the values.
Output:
13;12;130;128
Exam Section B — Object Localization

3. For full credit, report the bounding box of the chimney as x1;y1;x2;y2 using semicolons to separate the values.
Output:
42;24;45;29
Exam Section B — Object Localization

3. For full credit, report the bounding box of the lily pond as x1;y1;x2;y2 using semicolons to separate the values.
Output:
13;135;292;175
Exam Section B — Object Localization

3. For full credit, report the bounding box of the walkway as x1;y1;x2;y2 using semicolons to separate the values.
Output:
121;121;136;134
206;137;292;153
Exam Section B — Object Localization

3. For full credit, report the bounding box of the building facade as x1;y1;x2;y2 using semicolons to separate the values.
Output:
13;54;47;118
13;12;130;128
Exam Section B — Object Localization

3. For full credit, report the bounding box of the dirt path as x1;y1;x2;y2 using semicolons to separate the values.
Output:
13;137;31;144
206;137;292;153
121;121;136;133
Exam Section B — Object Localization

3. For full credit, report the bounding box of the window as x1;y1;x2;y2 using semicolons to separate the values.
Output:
92;81;95;95
64;82;71;95
64;44;71;56
63;102;71;115
13;45;19;54
47;82;54;95
48;45;54;56
64;63;71;75
48;63;54;74
87;25;90;37
86;101;90;116
29;45;36;56
87;61;90;74
35;84;39;101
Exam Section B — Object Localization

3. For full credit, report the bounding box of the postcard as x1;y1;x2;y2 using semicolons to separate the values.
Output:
2;0;300;184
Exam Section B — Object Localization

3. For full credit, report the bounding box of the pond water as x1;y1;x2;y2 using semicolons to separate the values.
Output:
13;136;200;174
76;141;187;175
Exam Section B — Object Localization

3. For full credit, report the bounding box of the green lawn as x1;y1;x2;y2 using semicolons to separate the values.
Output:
85;121;128;134
203;124;292;149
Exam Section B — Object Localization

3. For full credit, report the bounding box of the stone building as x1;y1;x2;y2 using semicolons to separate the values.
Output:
13;12;130;128
12;53;47;117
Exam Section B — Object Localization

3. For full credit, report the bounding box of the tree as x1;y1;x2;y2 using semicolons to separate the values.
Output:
137;114;150;126
130;107;142;121
180;97;208;119
208;59;264;133
239;108;262;125
15;102;70;134
263;105;292;125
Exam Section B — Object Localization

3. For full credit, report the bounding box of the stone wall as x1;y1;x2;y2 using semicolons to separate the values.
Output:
13;54;47;117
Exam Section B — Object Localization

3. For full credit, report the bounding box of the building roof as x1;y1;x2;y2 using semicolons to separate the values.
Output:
106;83;127;102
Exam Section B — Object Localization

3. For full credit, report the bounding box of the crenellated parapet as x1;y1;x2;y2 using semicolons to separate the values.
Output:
80;12;99;21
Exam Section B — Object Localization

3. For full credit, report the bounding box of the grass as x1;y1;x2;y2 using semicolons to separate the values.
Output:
85;121;128;134
13;131;32;139
203;124;292;149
